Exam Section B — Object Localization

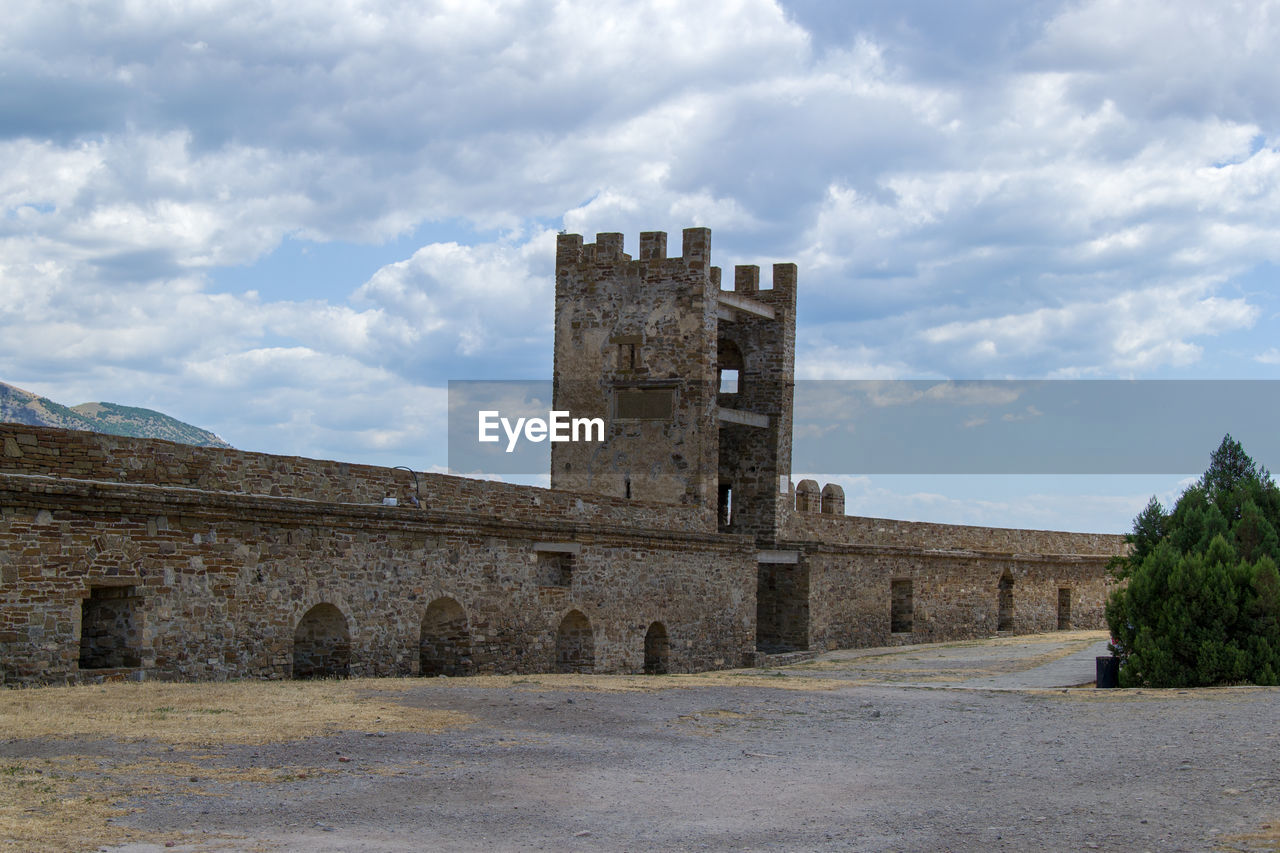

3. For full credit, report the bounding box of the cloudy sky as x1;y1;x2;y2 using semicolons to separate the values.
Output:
4;0;1279;532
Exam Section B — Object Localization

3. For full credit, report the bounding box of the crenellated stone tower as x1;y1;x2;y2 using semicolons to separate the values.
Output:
550;228;797;547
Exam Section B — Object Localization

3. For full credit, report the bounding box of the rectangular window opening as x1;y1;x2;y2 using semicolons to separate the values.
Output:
719;369;739;394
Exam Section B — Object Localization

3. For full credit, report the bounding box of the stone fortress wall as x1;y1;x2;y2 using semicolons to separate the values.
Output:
781;483;1118;651
0;227;1125;685
0;425;755;684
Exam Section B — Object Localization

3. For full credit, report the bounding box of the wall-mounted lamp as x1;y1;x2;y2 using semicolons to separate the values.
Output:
392;465;421;508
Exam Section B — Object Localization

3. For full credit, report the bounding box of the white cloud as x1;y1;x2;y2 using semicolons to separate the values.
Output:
351;232;555;360
920;282;1258;373
1001;405;1043;422
0;224;555;463
809;473;1170;533
1031;0;1280;124
794;344;910;379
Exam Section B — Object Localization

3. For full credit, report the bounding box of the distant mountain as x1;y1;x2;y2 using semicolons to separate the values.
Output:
0;381;232;448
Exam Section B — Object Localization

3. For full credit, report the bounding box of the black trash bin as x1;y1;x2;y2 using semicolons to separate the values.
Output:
1096;655;1120;688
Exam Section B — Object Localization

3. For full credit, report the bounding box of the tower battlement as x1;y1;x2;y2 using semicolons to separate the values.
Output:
555;230;796;305
556;228;715;280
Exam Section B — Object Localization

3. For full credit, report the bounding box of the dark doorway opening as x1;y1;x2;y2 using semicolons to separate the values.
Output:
643;622;669;674
890;579;913;634
997;572;1015;632
79;585;142;670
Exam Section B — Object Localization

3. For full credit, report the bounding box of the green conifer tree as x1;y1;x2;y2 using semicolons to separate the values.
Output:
1106;435;1280;686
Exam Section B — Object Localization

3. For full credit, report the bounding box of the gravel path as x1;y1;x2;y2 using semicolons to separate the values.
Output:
955;638;1112;689
22;633;1280;852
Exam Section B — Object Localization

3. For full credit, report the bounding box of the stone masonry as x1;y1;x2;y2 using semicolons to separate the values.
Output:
0;228;1124;684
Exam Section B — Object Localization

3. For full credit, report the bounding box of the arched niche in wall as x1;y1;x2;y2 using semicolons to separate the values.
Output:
555;609;595;674
420;596;472;677
293;602;351;679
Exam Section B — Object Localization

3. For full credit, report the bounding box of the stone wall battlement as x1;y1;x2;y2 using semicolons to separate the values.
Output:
0;473;745;550
782;501;1126;557
0;424;712;531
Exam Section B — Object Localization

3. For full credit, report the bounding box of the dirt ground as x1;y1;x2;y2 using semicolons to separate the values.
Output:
5;631;1280;852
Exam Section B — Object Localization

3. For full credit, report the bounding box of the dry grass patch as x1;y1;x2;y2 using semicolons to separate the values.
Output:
968;629;1107;647
814;629;1106;660
1034;685;1279;703
0;752;298;853
418;670;848;692
0;676;470;853
0;756;188;853
674;708;753;735
0;676;471;850
1219;820;1280;851
784;631;1108;684
0;759;130;852
0;678;472;745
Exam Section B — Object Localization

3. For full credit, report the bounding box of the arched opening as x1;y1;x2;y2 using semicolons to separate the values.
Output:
555;610;594;674
997;571;1014;632
420;597;472;677
293;603;351;679
643;622;669;674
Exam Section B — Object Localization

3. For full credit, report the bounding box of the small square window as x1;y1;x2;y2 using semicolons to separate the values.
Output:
538;552;573;587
